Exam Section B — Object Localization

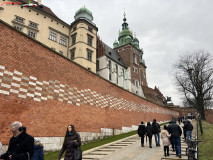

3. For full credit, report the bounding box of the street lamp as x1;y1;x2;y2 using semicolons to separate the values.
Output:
187;68;203;135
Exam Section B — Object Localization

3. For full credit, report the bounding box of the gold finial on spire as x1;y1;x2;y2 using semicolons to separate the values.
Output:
123;8;126;18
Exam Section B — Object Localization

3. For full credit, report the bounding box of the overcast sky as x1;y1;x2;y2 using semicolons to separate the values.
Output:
41;0;213;106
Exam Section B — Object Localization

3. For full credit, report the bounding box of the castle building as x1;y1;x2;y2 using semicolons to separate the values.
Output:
0;0;97;73
0;0;167;102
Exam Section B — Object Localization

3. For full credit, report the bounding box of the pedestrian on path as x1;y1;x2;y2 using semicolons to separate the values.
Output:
152;119;161;147
161;125;171;157
0;121;34;160
183;120;193;141
145;122;153;148
182;120;187;141
167;120;182;158
58;124;81;160
31;138;44;160
137;121;146;147
0;142;5;156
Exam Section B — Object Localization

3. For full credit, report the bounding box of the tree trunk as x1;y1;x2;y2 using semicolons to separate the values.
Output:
198;99;206;120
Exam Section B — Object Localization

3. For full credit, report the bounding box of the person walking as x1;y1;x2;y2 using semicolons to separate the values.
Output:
182;120;187;141
183;120;193;141
167;120;182;158
137;121;146;147
58;124;81;160
0;142;5;157
145;122;153;148
0;121;34;160
31;138;44;160
161;125;171;157
152;119;161;147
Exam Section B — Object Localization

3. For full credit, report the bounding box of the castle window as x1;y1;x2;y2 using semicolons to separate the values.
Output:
59;35;67;46
96;60;99;71
87;34;93;46
49;30;57;42
14;24;23;31
109;60;112;80
71;33;77;45
87;49;93;61
133;53;136;64
59;51;63;55
122;68;125;79
29;21;38;28
28;30;36;39
116;64;118;84
88;26;92;32
70;48;75;60
73;26;76;31
15;15;25;23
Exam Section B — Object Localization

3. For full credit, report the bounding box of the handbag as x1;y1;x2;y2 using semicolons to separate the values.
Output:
73;147;82;160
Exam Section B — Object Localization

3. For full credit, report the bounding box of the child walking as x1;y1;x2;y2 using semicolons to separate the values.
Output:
161;125;171;157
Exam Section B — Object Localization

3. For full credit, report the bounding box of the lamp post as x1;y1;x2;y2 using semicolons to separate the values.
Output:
187;68;203;135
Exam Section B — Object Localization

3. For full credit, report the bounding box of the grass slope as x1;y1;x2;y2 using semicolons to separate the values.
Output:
198;120;213;160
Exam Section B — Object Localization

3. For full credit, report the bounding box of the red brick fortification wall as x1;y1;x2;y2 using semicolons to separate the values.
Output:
0;21;178;144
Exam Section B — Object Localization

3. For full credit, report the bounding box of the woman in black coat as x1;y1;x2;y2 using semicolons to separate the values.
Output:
58;125;81;160
137;121;146;147
145;122;153;148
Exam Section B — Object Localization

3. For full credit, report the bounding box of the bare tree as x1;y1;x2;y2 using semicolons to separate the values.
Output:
172;50;213;120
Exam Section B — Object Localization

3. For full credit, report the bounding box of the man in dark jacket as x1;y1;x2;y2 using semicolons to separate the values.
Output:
137;121;146;147
167;120;182;158
152;119;161;147
183;120;193;141
145;122;153;148
0;121;34;160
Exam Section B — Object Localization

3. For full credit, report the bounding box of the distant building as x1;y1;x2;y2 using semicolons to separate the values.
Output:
142;86;166;106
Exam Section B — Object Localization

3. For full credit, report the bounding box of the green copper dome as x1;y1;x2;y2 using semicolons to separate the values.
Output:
74;6;93;21
113;40;119;48
113;40;119;44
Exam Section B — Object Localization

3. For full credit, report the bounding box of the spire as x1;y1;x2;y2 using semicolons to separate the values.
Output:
123;9;127;22
122;10;129;30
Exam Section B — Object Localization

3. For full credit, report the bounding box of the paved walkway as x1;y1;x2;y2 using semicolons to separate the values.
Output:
81;119;197;160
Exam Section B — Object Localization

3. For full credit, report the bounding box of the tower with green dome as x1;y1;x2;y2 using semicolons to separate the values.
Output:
70;6;98;73
113;12;148;95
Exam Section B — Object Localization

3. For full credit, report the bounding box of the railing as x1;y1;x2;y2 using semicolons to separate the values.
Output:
186;140;202;160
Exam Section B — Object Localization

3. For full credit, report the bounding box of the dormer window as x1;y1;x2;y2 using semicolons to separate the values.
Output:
109;52;111;55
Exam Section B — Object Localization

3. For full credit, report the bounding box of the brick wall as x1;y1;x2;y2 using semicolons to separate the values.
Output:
0;21;178;145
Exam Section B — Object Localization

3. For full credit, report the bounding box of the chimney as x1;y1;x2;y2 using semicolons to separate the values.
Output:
37;0;41;5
